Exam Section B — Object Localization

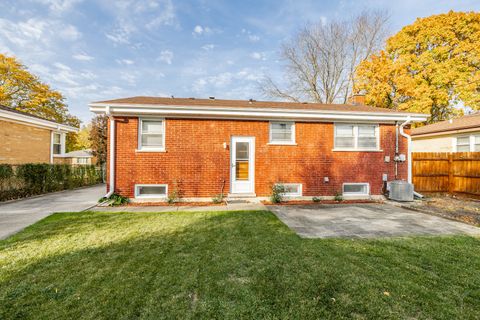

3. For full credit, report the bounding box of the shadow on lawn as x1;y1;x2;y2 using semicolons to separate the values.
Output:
1;210;480;319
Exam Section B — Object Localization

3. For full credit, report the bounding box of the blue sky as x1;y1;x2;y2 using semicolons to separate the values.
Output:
1;0;479;123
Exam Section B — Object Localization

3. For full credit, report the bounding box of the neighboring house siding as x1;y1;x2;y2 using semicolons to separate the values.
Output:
109;117;408;198
53;157;72;165
412;130;480;152
0;119;51;164
412;135;453;152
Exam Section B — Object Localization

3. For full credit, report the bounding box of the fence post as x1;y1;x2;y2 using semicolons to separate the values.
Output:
448;153;454;194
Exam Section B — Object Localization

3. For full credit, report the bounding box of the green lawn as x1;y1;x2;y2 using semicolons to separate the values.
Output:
1;210;479;319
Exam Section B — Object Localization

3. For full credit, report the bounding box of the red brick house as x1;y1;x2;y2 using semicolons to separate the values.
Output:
89;96;427;202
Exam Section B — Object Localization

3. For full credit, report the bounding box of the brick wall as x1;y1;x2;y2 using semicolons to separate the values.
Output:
109;117;408;198
0;119;51;164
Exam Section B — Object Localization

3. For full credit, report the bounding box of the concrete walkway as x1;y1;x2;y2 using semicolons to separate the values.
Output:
0;184;105;239
269;203;480;239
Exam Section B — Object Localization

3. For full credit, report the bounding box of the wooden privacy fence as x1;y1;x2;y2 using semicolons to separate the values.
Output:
412;152;480;195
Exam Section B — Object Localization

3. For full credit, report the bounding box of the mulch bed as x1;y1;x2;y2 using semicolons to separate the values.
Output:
261;199;381;205
407;193;480;226
125;201;226;207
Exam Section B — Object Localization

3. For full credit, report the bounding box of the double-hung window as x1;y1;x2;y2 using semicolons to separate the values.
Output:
269;121;295;144
455;135;480;152
53;133;62;155
138;119;165;151
334;124;379;151
456;136;470;152
475;136;480;151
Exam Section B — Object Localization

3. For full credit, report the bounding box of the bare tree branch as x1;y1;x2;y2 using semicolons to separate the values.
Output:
262;10;389;104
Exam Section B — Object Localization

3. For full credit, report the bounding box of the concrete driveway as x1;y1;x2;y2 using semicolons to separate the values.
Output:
0;184;105;240
268;203;480;239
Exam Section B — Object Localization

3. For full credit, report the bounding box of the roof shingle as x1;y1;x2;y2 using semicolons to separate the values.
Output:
92;96;424;115
412;113;480;136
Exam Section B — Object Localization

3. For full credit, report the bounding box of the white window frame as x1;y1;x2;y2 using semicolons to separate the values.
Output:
51;132;65;157
275;183;302;197
134;184;168;199
268;121;296;145
454;135;480;152
76;157;89;164
333;123;380;151
342;183;370;196
137;118;166;152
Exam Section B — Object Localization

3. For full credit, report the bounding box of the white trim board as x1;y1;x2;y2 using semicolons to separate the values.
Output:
89;103;428;123
0;109;78;132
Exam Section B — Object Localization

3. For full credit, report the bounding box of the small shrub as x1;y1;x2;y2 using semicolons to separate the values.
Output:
334;192;343;202
212;194;224;204
312;196;321;203
271;184;285;204
167;181;181;204
0;164;14;180
99;193;129;206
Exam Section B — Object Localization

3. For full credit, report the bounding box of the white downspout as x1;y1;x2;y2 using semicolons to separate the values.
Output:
399;116;412;183
105;106;115;198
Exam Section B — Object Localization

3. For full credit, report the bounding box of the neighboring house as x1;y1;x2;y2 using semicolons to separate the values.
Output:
89;96;427;201
412;113;480;152
0;105;78;164
53;149;96;165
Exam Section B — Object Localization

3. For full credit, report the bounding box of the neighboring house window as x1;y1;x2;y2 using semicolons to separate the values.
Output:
455;135;480;152
269;121;295;144
334;124;379;150
343;183;369;196
53;133;62;155
135;184;168;198
77;158;88;164
475;136;480;151
138;119;165;151
456;136;470;152
275;183;302;197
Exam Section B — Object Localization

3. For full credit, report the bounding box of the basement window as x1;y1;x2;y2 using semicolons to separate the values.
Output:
275;183;302;197
342;183;369;196
135;184;168;199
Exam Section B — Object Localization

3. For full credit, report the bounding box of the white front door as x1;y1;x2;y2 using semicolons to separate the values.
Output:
230;136;255;194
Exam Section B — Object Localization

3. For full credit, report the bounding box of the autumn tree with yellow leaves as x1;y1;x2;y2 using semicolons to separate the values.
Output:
0;53;80;149
355;11;480;123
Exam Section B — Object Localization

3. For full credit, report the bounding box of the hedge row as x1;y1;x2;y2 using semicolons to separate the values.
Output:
0;163;103;202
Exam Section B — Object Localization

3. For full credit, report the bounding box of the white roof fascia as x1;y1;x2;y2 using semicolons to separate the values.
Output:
89;103;428;122
0;109;78;132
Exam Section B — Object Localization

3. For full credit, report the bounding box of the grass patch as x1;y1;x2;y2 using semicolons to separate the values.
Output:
1;210;479;319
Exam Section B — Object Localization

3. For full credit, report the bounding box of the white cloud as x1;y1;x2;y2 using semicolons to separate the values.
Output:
34;0;83;14
193;25;203;34
192;68;263;93
115;59;135;65
158;50;173;64
104;0;176;44
73;53;94;61
59;24;81;40
192;25;212;36
120;71;137;85
320;16;327;26
201;44;215;51
53;62;71;71
248;34;260;42
0;17;81;52
250;52;266;60
105;23;135;45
